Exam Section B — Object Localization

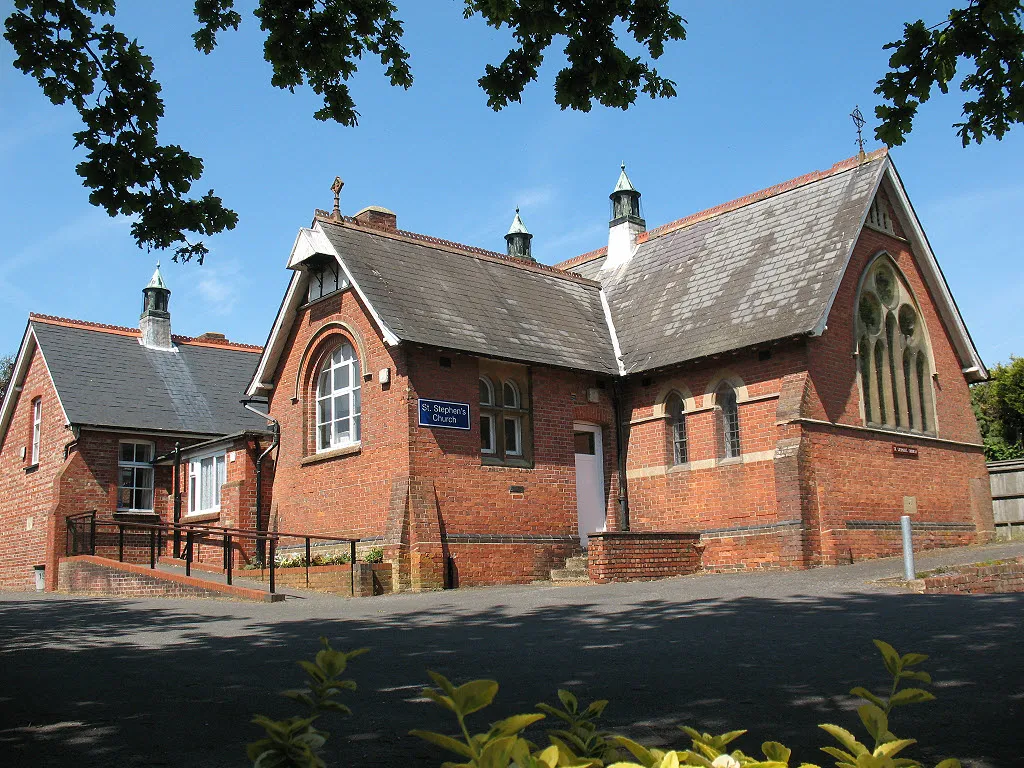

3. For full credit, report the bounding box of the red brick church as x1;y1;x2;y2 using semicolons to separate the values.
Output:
0;148;995;591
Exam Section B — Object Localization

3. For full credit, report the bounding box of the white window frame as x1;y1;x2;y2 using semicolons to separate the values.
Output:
30;398;41;465
117;440;155;513
187;451;227;515
315;342;362;453
307;260;349;303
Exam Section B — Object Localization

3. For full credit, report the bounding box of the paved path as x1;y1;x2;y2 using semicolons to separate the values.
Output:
2;541;1022;768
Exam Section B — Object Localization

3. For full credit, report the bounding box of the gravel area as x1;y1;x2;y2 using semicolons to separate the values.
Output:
2;540;1022;768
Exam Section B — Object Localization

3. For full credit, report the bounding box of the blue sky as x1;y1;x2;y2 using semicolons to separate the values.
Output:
1;1;1021;367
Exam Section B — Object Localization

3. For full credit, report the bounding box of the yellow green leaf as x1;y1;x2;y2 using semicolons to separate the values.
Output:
452;679;499;716
409;730;474;758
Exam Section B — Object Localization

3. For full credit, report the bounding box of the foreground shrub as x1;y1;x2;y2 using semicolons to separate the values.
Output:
275;552;351;568
250;640;961;768
363;547;385;563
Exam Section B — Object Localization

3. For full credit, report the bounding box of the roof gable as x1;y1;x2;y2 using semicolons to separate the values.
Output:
249;219;620;393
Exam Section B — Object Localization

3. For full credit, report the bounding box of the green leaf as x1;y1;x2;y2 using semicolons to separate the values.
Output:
821;746;857;764
900;652;928;667
611;736;657;767
582;699;610;719
478;735;517;768
490;713;545;738
820;724;869;756
422;688;458;713
715;731;748;748
857;704;888;742
849;687;887;709
874;739;917;758
428;670;457;696
889;688;936;707
762;742;792;762
409;729;475;758
898;670;932;684
558;689;579;714
452;679;500;716
873;640;902;676
934;760;962;768
537;702;576;724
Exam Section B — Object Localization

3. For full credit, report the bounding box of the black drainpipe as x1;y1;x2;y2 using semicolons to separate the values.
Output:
172;441;181;557
611;377;630;530
241;399;280;564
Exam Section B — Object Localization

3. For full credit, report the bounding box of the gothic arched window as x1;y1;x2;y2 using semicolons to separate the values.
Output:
855;256;935;434
315;341;362;451
717;383;741;459
665;392;688;465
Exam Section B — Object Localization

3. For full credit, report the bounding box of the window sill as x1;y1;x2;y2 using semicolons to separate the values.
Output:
667;463;691;474
481;456;534;470
302;442;361;465
24;464;38;475
183;511;220;523
717;456;743;467
114;510;158;517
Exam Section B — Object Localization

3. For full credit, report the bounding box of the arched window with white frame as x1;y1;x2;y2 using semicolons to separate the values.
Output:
855;255;935;434
315;341;362;451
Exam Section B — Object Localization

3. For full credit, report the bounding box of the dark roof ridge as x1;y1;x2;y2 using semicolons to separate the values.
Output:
553;148;889;269
29;313;261;352
313;212;599;288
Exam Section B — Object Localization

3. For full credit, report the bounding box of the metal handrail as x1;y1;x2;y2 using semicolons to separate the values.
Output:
64;516;361;595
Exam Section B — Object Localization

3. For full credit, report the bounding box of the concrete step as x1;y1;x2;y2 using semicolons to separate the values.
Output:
563;555;589;570
549;566;592;585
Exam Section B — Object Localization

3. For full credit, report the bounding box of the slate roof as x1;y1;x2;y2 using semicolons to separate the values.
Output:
317;221;619;374
586;152;887;374
31;318;267;435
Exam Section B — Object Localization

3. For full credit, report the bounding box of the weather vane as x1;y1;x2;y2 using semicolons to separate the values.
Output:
850;106;866;155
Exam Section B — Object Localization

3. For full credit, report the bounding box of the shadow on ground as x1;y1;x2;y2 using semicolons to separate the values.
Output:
1;590;1021;768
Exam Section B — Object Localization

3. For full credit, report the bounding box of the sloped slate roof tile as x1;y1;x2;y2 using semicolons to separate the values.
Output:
33;321;267;435
318;223;619;374
601;156;885;374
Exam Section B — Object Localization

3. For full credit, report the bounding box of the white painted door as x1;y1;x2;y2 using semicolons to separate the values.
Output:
574;423;606;547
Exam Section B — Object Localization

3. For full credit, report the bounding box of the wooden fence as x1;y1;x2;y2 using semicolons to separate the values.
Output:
988;459;1024;539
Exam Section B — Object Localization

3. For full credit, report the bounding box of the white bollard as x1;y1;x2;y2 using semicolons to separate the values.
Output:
900;515;915;581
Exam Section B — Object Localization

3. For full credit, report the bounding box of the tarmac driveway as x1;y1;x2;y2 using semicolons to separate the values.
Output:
1;541;1022;768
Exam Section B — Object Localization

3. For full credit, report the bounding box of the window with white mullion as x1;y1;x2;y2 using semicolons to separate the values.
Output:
30;398;41;465
188;452;226;514
118;441;155;512
316;342;362;452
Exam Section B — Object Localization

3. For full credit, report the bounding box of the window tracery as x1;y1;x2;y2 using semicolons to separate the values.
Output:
855;256;934;434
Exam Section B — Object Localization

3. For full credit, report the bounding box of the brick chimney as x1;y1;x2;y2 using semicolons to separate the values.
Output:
197;332;227;342
353;206;397;232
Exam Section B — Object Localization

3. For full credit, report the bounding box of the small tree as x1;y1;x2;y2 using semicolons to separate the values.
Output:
0;354;15;402
971;356;1024;460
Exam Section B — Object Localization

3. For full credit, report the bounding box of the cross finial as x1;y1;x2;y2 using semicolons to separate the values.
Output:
850;106;866;158
156;260;160;269
515;206;520;214
331;176;344;219
621;161;626;171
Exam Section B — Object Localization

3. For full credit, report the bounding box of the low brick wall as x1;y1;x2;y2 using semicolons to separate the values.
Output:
908;556;1024;594
250;563;392;597
57;556;281;602
588;532;702;583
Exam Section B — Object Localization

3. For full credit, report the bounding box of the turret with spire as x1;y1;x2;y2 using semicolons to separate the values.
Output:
604;163;646;271
505;208;534;261
140;263;173;350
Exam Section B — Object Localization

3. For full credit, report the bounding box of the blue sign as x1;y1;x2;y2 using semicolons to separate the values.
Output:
418;399;471;430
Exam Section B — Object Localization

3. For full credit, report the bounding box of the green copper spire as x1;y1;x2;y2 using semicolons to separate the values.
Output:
505;207;534;261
